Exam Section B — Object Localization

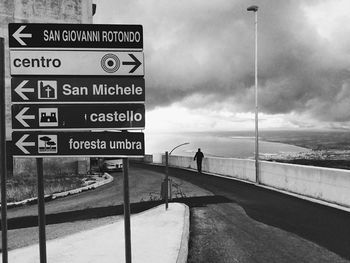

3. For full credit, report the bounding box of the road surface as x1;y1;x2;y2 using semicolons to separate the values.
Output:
2;164;210;250
139;164;350;263
2;163;350;263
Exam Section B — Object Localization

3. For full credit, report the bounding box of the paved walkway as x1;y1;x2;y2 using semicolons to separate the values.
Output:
7;203;189;263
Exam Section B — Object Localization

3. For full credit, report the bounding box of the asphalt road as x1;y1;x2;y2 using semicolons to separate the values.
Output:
2;164;211;250
148;164;350;263
2;163;350;263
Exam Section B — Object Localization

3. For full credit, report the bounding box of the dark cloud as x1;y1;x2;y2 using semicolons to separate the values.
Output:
96;0;350;123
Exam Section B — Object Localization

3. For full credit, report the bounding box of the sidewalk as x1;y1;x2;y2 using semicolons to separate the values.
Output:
7;203;189;263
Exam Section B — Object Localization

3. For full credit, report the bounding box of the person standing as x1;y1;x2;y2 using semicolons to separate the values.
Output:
194;148;204;173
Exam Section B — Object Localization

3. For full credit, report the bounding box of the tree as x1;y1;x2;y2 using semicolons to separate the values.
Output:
39;136;52;149
47;141;56;150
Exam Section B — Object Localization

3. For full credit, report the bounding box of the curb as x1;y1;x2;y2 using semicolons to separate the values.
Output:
132;202;190;263
52;173;113;199
3;173;114;209
176;204;190;263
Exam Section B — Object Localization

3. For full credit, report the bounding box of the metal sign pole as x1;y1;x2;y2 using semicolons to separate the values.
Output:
123;158;132;263
0;37;8;263
36;157;47;263
254;9;260;184
165;151;169;210
247;5;260;184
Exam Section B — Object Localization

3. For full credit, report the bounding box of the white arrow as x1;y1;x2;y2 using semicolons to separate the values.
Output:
15;107;35;127
14;80;34;100
12;25;32;46
16;134;35;154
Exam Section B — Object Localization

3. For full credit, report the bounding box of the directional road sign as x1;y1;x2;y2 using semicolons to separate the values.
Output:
10;50;144;76
12;131;144;157
11;77;145;103
12;104;145;130
9;23;143;49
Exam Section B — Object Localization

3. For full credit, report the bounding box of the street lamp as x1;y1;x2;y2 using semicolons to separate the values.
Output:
247;5;260;184
164;142;190;209
169;142;190;155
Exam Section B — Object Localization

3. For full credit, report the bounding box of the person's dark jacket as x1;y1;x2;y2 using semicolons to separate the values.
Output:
194;151;204;162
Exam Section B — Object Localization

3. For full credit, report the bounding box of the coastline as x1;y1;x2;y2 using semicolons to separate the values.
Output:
146;131;350;170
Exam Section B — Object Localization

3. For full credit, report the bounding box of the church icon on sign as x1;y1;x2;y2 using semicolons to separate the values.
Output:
38;80;57;100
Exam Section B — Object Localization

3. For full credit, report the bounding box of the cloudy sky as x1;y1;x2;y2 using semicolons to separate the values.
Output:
94;0;350;132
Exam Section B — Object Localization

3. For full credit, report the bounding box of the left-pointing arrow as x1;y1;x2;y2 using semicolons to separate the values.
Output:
15;134;35;154
14;80;34;100
15;107;35;127
12;25;32;46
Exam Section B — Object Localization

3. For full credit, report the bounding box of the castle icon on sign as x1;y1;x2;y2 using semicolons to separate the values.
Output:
38;80;57;100
41;112;57;123
39;108;58;127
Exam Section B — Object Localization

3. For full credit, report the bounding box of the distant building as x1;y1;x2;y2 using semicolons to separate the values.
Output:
1;0;93;139
1;0;93;175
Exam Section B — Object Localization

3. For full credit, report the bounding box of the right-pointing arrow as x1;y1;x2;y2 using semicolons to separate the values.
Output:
15;107;35;127
14;80;34;100
12;25;32;46
122;54;142;73
15;134;35;154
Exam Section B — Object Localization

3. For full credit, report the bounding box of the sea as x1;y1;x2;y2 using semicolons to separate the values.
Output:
145;131;312;159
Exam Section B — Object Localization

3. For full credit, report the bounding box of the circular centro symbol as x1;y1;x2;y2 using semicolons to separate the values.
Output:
101;53;120;73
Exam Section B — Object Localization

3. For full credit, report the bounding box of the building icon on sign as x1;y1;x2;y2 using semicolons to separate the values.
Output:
39;108;58;127
41;112;57;123
38;80;57;99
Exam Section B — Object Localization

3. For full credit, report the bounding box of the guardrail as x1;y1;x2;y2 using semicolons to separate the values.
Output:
144;154;350;209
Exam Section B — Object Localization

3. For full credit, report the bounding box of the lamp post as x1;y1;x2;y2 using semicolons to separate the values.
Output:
247;5;260;184
169;142;190;155
164;142;190;209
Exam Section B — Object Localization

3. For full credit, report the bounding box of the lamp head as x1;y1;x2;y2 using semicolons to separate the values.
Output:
247;5;258;12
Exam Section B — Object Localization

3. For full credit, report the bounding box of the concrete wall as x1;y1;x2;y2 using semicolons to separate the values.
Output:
260;161;350;208
153;153;163;164
165;155;350;209
168;155;256;183
13;157;90;176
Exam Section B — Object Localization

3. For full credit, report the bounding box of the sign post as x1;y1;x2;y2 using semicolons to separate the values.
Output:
11;77;145;103
9;22;145;263
0;37;8;263
123;158;132;263
9;23;143;49
165;151;169;210
12;131;144;157
9;50;144;76
12;103;145;130
37;158;47;263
